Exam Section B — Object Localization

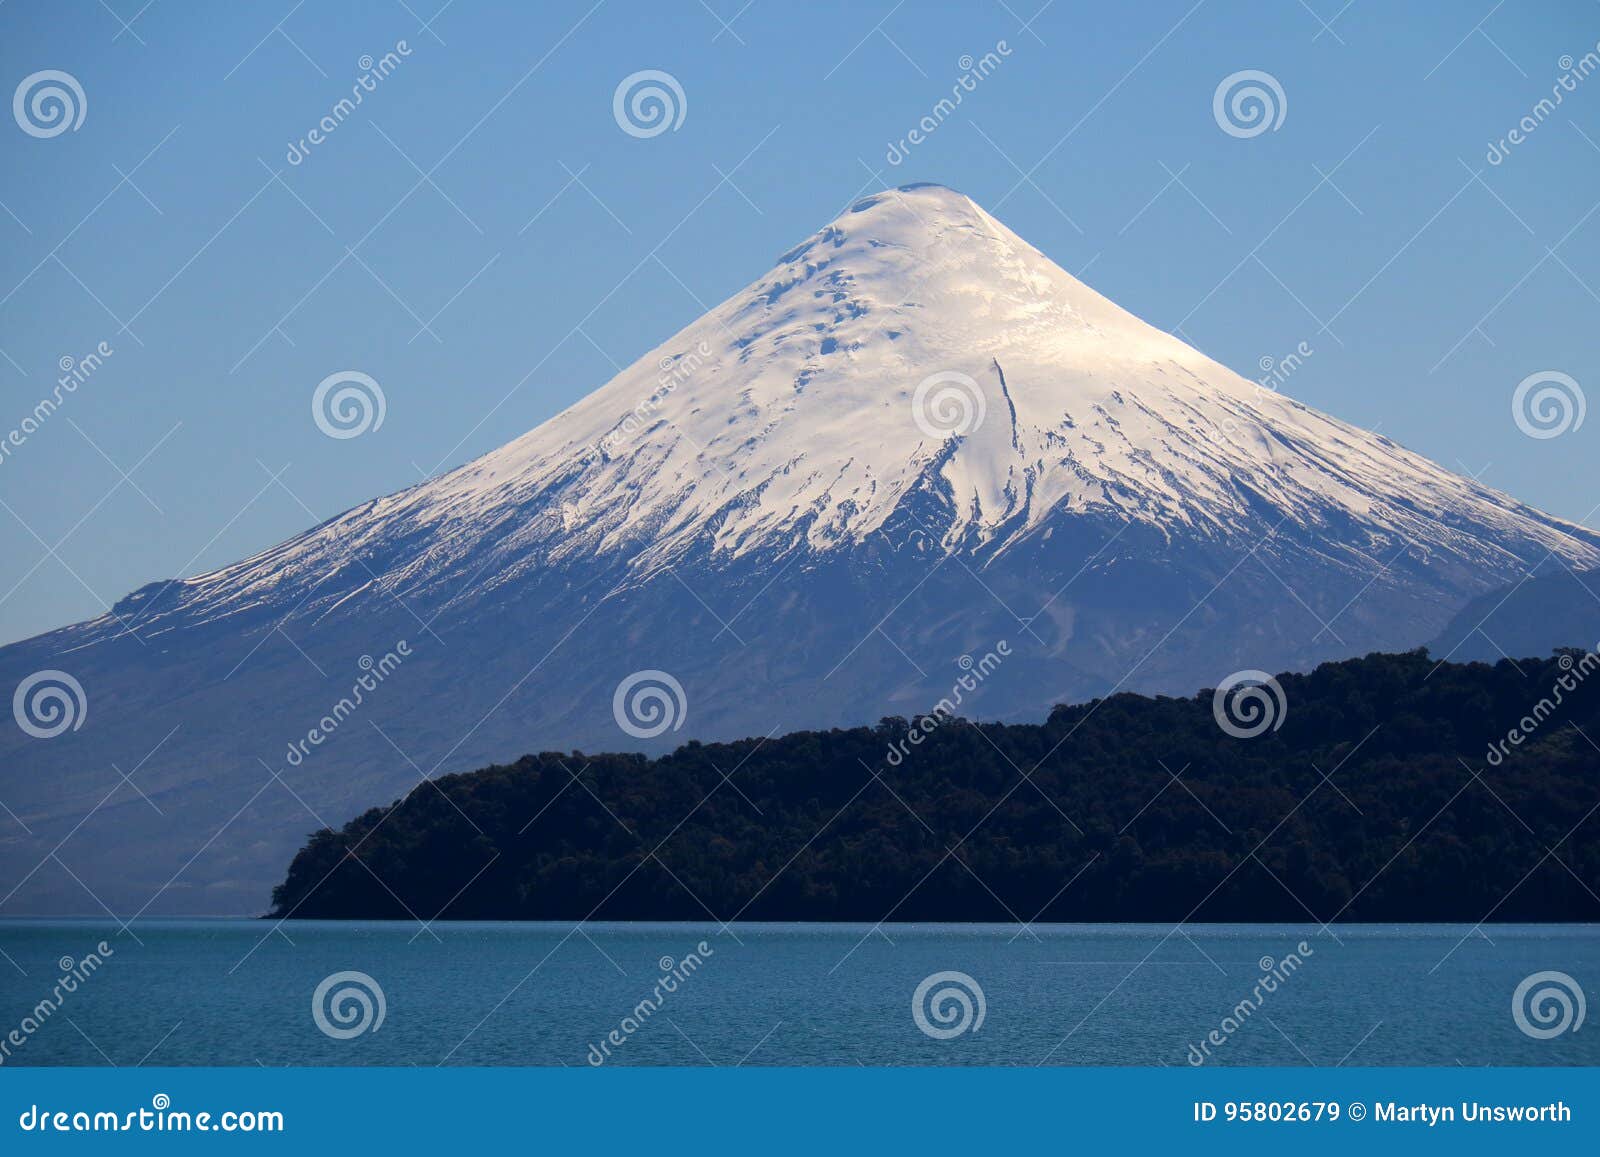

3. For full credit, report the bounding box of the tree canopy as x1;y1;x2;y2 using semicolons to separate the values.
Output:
270;649;1600;923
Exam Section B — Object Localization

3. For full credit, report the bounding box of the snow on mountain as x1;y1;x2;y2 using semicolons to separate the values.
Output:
4;183;1598;916
146;183;1594;634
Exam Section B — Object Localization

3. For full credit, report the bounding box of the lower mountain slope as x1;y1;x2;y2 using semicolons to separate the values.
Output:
1429;568;1600;663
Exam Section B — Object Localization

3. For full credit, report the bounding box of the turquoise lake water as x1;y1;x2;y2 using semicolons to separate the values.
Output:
0;921;1594;1066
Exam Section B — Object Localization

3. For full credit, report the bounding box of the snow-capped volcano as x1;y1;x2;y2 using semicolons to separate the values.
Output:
148;183;1592;633
4;183;1597;915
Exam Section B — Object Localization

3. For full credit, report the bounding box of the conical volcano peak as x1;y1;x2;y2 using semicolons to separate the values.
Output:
794;181;1041;275
861;180;969;198
385;184;1598;581
774;181;1005;278
753;184;1218;392
269;183;1600;587
839;181;982;220
847;179;966;200
9;179;1600;919
157;184;1600;634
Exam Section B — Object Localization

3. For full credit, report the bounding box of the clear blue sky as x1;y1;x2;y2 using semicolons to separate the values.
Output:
2;0;1597;645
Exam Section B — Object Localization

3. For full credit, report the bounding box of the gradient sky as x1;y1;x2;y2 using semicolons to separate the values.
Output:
1;0;1597;645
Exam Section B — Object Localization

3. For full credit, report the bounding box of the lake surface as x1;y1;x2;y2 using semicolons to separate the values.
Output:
0;921;1594;1066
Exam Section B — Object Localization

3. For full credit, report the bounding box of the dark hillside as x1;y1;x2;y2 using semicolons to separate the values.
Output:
270;649;1600;923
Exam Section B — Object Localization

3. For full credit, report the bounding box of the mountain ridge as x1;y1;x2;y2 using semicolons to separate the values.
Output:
1428;568;1600;663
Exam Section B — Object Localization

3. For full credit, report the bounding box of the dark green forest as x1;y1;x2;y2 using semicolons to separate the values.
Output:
270;649;1600;922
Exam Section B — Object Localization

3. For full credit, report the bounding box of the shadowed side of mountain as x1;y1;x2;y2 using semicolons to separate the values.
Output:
1428;568;1600;663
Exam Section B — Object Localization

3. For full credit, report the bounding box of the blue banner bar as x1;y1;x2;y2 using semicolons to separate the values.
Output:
3;1067;1595;1152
